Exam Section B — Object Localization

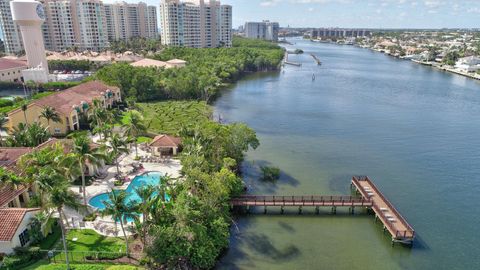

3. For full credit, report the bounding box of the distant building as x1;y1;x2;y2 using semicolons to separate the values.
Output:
244;20;279;41
0;0;159;53
159;0;232;48
130;58;186;68
0;58;27;82
0;0;23;54
310;28;371;39
455;56;480;72
104;1;158;42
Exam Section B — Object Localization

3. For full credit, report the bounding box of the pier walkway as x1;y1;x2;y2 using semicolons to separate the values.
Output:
351;176;415;244
230;176;415;245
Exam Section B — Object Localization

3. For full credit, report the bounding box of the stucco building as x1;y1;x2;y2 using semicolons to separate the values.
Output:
0;58;27;82
7;81;121;135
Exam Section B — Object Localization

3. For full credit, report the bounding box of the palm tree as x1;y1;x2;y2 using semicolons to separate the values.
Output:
122;110;147;158
101;190;135;257
108;133;129;175
66;135;106;206
49;185;81;270
39;106;62;133
0;114;8;146
21;103;28;126
134;185;155;245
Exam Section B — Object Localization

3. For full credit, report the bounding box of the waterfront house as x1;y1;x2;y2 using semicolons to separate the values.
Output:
6;81;121;135
0;208;40;254
455;56;480;72
0;58;28;82
149;134;182;156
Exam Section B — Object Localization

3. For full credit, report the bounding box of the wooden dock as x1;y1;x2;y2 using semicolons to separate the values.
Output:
230;176;415;245
351;176;415;244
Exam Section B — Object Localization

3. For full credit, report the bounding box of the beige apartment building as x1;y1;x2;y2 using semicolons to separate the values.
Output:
159;0;232;48
7;80;121;135
104;1;158;42
0;0;158;54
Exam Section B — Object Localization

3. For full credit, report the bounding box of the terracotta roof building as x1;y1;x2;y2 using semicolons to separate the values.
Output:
149;134;182;156
130;58;186;69
0;58;28;82
0;208;40;254
7;81;122;135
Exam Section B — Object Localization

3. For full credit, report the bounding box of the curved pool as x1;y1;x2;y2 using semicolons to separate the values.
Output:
89;171;164;211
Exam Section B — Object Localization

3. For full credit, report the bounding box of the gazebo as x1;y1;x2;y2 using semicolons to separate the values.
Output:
149;135;182;156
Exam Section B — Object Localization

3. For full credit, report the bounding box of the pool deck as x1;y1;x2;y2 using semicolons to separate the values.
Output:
64;147;182;237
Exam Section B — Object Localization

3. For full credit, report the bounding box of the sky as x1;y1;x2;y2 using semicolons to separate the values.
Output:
111;0;480;29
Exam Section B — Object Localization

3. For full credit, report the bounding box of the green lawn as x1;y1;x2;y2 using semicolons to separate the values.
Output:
136;101;212;135
51;229;127;263
21;260;143;270
39;224;62;250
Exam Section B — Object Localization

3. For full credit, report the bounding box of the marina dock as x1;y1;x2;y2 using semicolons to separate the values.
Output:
230;176;415;245
310;53;322;65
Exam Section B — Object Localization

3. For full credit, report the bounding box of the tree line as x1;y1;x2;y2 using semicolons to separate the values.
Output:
95;37;284;103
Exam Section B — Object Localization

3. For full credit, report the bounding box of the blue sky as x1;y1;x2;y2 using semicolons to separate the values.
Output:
110;0;480;29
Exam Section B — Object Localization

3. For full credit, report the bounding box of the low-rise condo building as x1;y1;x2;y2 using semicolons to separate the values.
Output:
6;81;121;135
0;58;27;82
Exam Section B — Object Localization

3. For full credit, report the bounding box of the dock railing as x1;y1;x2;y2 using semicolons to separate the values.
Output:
231;195;372;206
352;176;415;239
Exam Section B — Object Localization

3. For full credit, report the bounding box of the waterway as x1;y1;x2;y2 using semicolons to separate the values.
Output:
214;38;480;270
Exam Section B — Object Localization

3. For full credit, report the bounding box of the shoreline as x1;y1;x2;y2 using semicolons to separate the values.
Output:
306;38;480;81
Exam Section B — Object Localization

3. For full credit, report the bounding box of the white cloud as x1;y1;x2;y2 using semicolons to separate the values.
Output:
424;0;443;8
308;7;315;11
260;0;282;7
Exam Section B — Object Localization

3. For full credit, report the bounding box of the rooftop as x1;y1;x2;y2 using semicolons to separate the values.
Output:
0;58;28;70
149;134;181;148
0;208;40;241
8;81;119;116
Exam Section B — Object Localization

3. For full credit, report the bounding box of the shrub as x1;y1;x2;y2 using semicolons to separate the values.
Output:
260;166;280;181
83;212;97;222
113;180;123;186
1;247;43;269
0;99;14;108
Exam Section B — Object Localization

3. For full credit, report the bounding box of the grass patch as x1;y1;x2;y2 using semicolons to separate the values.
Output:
39;223;62;250
136;101;212;135
52;229;126;262
136;136;152;144
22;261;143;270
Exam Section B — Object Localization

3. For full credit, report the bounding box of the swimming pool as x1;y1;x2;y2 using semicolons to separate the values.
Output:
89;171;165;211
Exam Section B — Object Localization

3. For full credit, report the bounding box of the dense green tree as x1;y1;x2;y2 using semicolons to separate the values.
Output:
39;106;63;133
122;110;147;158
7;122;51;147
101;190;136;257
65;135;106;205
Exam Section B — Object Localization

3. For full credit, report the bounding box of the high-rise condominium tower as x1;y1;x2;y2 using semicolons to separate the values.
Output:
244;21;279;42
104;1;158;42
0;0;159;54
0;0;23;54
159;0;232;48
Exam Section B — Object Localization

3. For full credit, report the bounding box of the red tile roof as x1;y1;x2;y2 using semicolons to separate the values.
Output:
0;208;40;241
0;185;27;208
0;58;27;70
8;81;119;116
149;134;181;148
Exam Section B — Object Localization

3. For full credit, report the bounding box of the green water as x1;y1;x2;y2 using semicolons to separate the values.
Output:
214;39;480;269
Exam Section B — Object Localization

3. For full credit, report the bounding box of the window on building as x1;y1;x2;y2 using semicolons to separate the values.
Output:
54;128;61;134
19;228;30;246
